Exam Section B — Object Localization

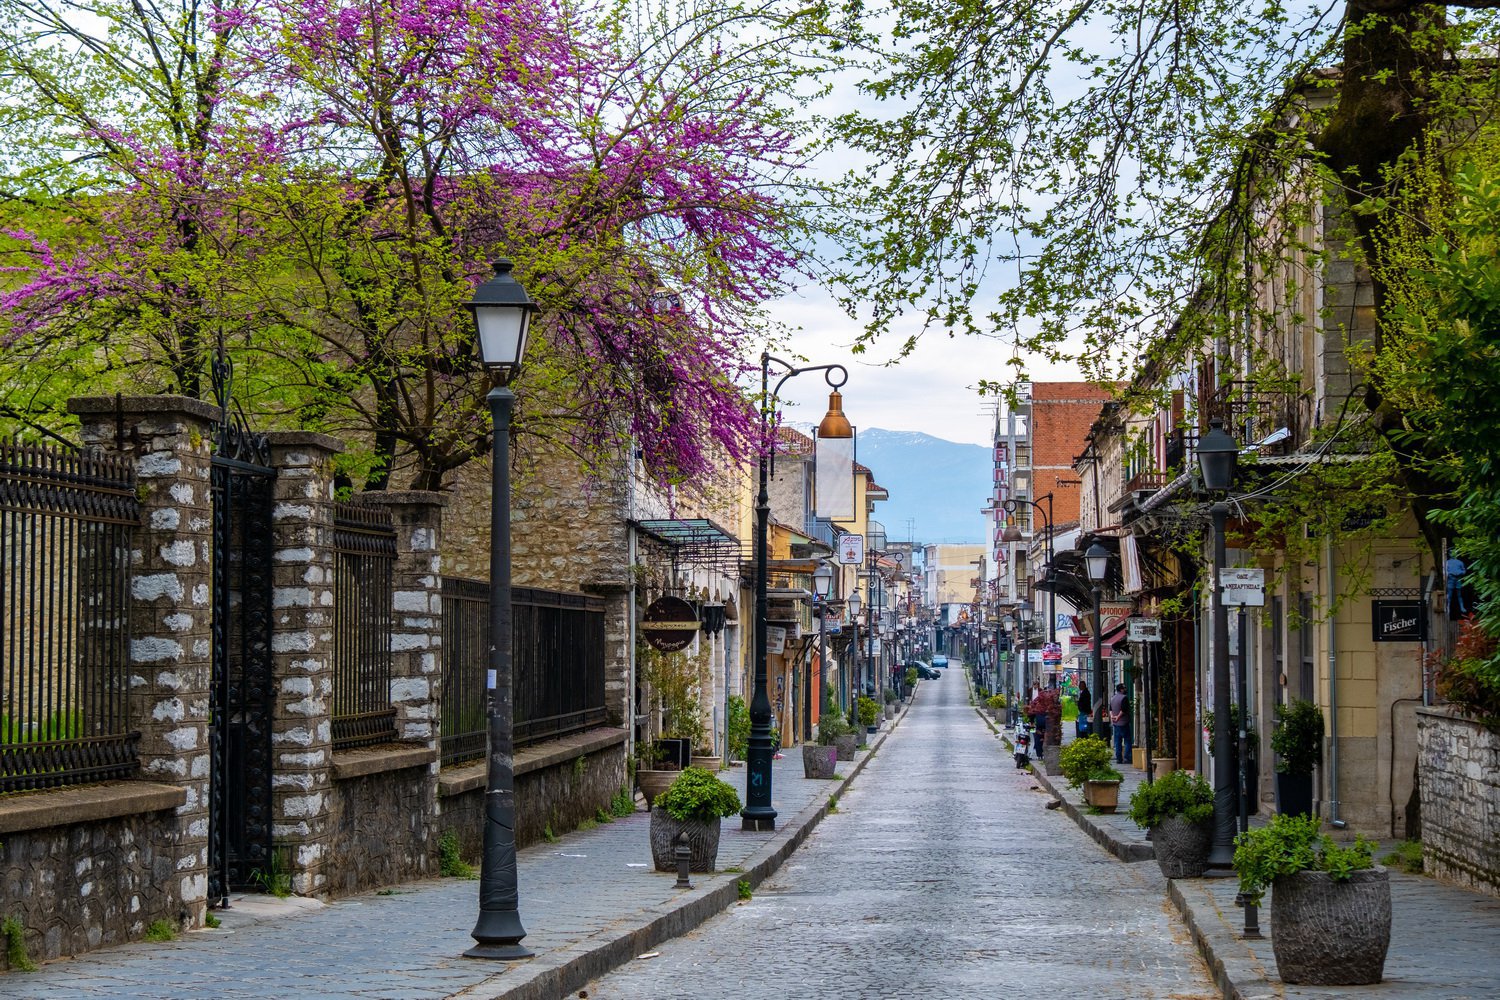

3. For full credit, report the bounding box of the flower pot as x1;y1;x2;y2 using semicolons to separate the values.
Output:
1083;779;1120;812
1132;746;1148;771
1152;757;1177;777
648;807;722;872
802;744;838;779
636;768;679;808
1150;815;1214;878
690;754;722;773
1274;771;1314;817
833;733;857;761
1270;867;1391;985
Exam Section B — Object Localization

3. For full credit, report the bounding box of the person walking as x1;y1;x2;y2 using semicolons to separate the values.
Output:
1075;679;1092;738
1108;683;1129;764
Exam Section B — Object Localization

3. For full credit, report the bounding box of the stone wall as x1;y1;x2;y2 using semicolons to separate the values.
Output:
1417;707;1500;898
439;729;628;858
323;755;438;896
0;789;184;968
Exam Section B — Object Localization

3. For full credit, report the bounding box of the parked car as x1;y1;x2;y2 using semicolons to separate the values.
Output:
908;661;940;679
931;654;948;668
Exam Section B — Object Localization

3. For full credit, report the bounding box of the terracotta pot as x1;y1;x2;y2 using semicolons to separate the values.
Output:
648;808;722;872
1151;815;1213;878
1083;779;1120;812
1270;867;1391;985
802;744;838;779
636;768;679;808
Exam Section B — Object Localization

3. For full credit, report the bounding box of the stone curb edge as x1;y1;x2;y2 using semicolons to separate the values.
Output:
1026;747;1155;863
1165;879;1282;1000
453;694;915;1000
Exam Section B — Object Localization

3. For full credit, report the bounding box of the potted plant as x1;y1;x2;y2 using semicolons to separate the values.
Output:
857;695;879;733
883;689;898;718
985;694;1008;720
649;766;742;872
1059;734;1122;810
1127;769;1215;878
904;666;917;697
1027;688;1064;774
634;741;680;807
1271;699;1323;817
806;689;844;779
1234;814;1390;985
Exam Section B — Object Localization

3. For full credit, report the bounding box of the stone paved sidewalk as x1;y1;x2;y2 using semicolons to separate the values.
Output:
991;711;1500;1000
0;700;913;1000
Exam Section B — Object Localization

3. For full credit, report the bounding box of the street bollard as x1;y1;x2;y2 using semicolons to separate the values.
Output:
674;832;692;889
1234;891;1262;939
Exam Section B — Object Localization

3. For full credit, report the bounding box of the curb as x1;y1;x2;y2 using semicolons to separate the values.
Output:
1165;879;1281;1000
454;695;914;1000
1027;754;1155;863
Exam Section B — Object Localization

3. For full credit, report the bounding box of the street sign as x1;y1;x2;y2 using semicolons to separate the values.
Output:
766;626;786;655
1222;567;1265;607
1042;641;1062;665
641;595;700;652
1027;649;1042;664
837;533;864;565
1372;600;1426;642
1127;617;1162;642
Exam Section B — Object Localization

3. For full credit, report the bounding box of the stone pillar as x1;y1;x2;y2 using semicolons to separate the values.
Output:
265;432;343;897
69;395;219;926
357;492;447;747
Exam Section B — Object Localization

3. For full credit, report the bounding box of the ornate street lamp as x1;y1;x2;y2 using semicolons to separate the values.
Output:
744;355;852;831
813;559;834;736
463;260;537;961
1197;418;1240;869
846;587;862;720
1002;493;1057;643
1085;541;1111;745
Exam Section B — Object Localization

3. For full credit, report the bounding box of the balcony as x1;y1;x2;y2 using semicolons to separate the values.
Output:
1200;380;1300;453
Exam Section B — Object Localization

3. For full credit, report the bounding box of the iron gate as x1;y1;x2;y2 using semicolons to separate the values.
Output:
208;357;277;905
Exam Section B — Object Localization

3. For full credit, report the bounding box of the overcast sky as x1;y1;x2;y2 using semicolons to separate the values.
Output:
764;285;1085;448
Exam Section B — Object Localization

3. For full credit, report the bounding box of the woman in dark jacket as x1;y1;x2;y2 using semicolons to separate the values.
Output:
1075;680;1092;737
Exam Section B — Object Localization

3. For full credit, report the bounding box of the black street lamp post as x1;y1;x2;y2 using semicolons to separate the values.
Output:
847;588;861;720
1003;493;1057;644
813;560;834;729
1197;418;1240;869
463;260;538;961
745;355;852;831
1085;542;1111;744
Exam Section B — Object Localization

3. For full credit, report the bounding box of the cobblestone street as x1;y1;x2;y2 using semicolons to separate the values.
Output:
584;668;1216;1000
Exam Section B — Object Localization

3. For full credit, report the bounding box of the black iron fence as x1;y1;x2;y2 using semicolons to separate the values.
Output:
1;439;140;792
331;502;397;750
440;579;607;766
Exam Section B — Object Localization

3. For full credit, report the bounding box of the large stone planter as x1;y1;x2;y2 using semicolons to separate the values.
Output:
636;768;679;808
1152;756;1177;778
802;744;838;779
690;754;722;773
1150;815;1214;878
884;703;895;719
833;733;857;761
1083;779;1120;812
1270;867;1391;985
648;808;723;872
1132;746;1148;771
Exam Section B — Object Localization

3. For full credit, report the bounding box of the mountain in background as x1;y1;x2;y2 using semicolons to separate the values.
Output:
857;428;988;543
787;424;988;544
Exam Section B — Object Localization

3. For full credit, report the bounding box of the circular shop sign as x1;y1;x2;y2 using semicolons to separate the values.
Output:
641;595;701;652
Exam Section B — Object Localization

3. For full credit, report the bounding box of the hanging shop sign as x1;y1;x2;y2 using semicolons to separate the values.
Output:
1372;600;1426;643
766;626;787;655
1042;642;1063;665
1127;617;1162;642
640;595;699;652
837;533;865;565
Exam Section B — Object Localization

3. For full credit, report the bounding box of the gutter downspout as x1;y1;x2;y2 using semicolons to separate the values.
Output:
1326;537;1345;829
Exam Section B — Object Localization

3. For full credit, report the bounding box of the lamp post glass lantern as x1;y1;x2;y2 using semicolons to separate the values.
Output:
1196;418;1240;868
1084;542;1110;743
746;354;850;831
463;259;538;960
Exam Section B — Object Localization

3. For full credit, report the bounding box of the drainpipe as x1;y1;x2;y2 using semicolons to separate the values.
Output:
1326;537;1345;829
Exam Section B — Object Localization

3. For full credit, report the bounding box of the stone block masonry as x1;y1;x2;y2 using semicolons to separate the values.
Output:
1417;707;1500;898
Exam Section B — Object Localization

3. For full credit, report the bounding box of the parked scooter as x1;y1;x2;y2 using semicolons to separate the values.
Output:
1012;720;1032;769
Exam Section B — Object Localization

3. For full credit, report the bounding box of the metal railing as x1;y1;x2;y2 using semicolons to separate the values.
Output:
440;579;607;766
331;502;397;750
1;439;140;792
